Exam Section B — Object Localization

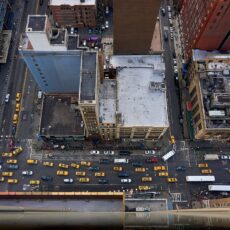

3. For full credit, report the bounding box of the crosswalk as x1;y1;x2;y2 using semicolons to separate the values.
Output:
26;139;43;160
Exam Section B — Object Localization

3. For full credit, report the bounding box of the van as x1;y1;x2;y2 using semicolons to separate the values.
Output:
114;158;129;164
164;31;168;41
162;150;175;162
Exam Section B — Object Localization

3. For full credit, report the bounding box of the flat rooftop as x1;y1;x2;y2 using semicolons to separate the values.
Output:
26;15;46;32
67;34;79;50
192;49;230;61
40;95;84;136
110;55;165;70
80;52;97;101
99;80;116;124
50;0;96;6
117;67;168;127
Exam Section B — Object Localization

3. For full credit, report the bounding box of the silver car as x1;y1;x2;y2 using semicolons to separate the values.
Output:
22;170;33;176
104;150;114;155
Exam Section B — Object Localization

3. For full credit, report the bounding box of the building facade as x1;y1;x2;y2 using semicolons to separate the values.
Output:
188;50;230;141
49;0;97;28
113;0;161;54
19;15;82;94
180;0;230;60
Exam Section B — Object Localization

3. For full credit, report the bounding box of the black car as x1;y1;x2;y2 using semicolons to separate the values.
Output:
119;150;131;156
118;172;129;177
99;158;110;164
89;166;100;171
132;162;143;167
41;176;53;181
98;179;109;184
176;166;186;171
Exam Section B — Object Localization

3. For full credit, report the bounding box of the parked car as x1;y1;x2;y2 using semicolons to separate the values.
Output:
105;20;109;29
173;58;177;66
161;7;165;16
220;155;228;160
5;93;10;103
22;170;33;176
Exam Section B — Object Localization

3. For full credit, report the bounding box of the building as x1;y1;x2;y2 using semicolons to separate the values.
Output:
19;15;84;94
49;0;97;28
188;50;230;140
113;0;161;54
180;0;230;60
99;55;169;141
0;0;12;63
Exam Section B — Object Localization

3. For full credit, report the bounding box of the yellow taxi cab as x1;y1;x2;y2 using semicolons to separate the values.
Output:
167;177;178;183
113;166;123;172
141;177;152;182
2;152;13;158
16;92;21;102
198;163;208;168
201;169;212;174
170;135;175;144
79;177;90;183
135;167;146;173
43;161;54;167
95;172;105;177
57;170;68;176
6;159;17;164
158;172;169;177
8;179;18;184
0;177;5;182
2;172;13;177
12;113;18;125
76;171;86;176
15;103;20;112
13;146;23;156
58;163;69;169
138;186;150;191
29;180;40;185
27;159;38;165
154;166;166;171
70;163;80;169
80;161;92;167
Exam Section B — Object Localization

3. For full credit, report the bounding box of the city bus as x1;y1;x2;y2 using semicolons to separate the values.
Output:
162;150;175;162
208;185;230;192
186;176;215;182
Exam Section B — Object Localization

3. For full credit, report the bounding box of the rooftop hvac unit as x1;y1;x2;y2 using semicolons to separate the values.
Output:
223;69;230;76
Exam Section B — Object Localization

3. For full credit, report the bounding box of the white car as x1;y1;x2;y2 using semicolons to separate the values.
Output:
105;6;109;15
121;179;132;184
145;150;156;155
168;12;172;19
220;155;228;160
104;150;114;155
105;21;109;29
90;150;100;155
22;171;33;176
64;178;74;183
174;66;178;73
167;5;171;12
173;58;177;65
169;19;173;26
5;93;10;103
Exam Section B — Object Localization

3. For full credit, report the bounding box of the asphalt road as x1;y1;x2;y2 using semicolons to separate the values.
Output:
160;0;183;141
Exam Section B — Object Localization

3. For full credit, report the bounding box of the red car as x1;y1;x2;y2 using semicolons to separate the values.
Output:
146;157;159;163
8;138;14;151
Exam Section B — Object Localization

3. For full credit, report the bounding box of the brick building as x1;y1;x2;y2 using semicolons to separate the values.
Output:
180;0;230;60
49;0;97;28
113;0;160;55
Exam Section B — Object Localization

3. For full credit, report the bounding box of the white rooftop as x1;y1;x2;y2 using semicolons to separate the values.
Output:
110;55;165;70
99;80;116;124
192;49;230;61
117;67;168;127
50;0;96;6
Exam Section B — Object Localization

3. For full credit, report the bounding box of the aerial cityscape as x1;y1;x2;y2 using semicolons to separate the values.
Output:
0;0;230;229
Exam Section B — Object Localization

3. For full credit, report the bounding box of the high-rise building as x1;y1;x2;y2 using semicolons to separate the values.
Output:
49;0;97;28
188;50;230;141
180;0;230;60
19;15;82;94
113;0;161;55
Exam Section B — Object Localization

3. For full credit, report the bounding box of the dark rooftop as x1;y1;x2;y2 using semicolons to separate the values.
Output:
27;15;46;32
50;28;66;45
40;95;84;136
80;52;97;101
67;34;79;50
